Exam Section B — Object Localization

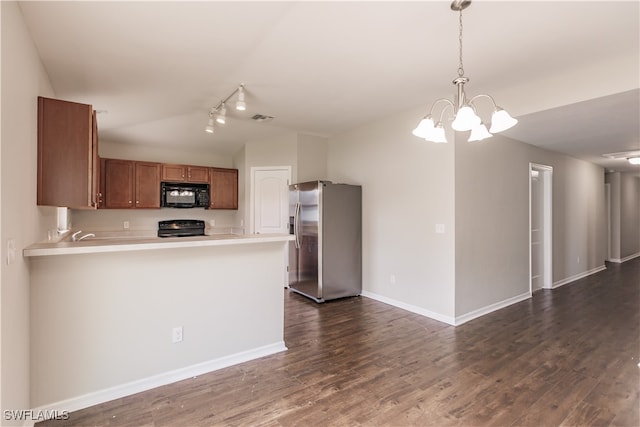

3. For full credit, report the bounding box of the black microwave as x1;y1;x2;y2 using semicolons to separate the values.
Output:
161;182;210;208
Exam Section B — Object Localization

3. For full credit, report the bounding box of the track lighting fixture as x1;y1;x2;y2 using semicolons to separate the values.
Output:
412;0;517;143
205;84;246;134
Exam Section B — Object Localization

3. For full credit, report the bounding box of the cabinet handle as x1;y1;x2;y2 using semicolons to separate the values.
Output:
136;201;140;204
129;200;132;204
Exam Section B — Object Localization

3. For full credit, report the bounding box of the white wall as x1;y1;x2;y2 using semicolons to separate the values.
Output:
327;105;608;323
328;107;457;321
606;172;640;261
1;1;55;422
29;241;287;408
619;173;640;258
100;140;232;168
297;134;328;182
454;134;531;316
454;134;607;316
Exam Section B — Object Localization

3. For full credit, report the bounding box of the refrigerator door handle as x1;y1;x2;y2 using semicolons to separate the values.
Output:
294;202;302;249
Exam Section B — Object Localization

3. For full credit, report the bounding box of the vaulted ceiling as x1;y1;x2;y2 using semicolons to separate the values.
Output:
18;1;640;172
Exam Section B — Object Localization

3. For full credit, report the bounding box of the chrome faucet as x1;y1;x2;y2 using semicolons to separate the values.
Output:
71;231;95;241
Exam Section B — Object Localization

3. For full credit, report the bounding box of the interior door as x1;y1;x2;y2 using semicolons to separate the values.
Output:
530;164;553;292
252;168;290;234
530;169;544;292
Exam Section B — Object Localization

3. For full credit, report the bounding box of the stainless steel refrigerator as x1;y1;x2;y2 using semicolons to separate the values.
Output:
288;180;362;302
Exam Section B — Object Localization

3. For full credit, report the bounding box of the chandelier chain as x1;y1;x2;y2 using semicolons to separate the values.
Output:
457;8;464;77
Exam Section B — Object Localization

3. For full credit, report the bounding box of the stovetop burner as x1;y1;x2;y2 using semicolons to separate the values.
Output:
158;219;205;238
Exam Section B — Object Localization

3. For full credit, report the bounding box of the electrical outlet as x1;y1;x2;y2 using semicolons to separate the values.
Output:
209;219;216;227
172;327;183;343
123;221;130;229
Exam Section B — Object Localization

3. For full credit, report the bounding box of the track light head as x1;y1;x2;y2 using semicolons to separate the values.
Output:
236;85;246;111
216;103;227;124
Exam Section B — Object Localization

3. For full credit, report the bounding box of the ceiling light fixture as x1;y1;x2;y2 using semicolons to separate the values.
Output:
205;84;246;134
413;0;517;143
628;156;640;165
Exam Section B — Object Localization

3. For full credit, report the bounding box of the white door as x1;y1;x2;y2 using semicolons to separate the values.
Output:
251;167;291;234
530;164;553;293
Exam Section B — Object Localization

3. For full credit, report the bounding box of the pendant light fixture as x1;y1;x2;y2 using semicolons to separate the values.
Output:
205;84;247;134
413;0;517;143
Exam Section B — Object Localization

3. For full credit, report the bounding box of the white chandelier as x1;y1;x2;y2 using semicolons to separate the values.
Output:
413;0;517;143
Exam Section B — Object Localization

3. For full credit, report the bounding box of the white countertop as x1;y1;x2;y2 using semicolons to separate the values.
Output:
24;233;294;257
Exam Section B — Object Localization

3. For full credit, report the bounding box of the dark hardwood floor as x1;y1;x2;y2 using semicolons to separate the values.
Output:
39;259;639;426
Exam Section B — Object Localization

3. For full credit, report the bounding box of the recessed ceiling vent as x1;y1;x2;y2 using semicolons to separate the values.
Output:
252;114;274;123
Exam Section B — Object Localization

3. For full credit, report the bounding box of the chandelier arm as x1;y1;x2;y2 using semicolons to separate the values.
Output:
468;93;498;110
427;98;456;116
437;103;454;123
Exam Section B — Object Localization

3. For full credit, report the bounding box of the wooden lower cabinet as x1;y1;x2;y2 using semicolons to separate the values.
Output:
210;168;238;209
103;159;160;209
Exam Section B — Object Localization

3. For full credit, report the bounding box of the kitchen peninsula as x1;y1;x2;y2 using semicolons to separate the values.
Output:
24;233;293;411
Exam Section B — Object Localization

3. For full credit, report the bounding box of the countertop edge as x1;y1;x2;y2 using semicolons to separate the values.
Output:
24;234;294;257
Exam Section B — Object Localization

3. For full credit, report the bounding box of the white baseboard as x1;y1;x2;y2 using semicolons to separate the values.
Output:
26;341;287;427
361;291;456;326
552;264;607;289
453;292;531;326
608;252;640;264
361;291;531;327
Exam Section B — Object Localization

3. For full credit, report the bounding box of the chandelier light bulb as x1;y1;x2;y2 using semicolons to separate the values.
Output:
431;122;448;143
412;116;436;139
468;123;492;141
452;105;481;131
489;108;518;133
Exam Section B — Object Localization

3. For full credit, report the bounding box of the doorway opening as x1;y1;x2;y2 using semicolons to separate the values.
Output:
530;163;553;294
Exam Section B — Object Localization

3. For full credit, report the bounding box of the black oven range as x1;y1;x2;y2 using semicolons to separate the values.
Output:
157;219;205;238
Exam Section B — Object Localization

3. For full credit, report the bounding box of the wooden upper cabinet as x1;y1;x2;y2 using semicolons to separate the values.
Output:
161;164;209;183
135;162;161;208
37;96;99;209
210;168;238;210
104;159;134;209
103;159;160;209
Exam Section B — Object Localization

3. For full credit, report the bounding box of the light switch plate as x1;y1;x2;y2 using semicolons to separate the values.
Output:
6;239;16;265
436;224;445;234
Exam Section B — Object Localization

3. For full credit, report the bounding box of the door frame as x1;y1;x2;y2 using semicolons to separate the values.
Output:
249;166;292;234
529;163;553;294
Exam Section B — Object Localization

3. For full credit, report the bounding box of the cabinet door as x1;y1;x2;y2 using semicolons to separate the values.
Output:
37;96;97;208
210;168;238;209
186;166;209;183
161;164;186;182
135;162;161;208
104;159;134;209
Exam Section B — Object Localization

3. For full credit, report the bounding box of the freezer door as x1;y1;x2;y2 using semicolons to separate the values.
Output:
321;183;362;300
